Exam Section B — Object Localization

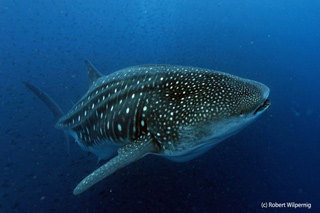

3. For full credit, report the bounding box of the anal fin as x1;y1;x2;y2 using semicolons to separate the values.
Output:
73;135;158;195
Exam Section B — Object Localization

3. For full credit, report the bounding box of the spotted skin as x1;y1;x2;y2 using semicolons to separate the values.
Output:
28;62;271;195
57;65;268;156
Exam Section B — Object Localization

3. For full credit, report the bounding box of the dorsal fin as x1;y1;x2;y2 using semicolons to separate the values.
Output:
85;59;103;86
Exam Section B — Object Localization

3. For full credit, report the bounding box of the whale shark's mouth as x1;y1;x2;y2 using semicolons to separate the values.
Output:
254;99;271;115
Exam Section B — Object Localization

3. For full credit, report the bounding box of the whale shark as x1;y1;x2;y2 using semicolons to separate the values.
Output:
24;60;271;195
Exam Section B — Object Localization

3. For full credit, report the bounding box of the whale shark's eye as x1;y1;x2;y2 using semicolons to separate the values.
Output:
239;110;244;115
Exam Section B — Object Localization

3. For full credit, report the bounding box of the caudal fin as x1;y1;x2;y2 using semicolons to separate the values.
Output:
22;81;64;120
22;81;70;149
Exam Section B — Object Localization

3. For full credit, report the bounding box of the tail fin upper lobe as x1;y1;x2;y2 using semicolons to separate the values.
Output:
23;81;70;149
22;81;64;120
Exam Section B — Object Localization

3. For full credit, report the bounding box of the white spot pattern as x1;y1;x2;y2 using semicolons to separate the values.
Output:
56;64;267;152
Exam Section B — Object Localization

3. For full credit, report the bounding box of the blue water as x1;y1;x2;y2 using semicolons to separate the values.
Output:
1;0;319;212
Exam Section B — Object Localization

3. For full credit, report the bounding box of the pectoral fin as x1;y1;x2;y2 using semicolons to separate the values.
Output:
73;135;158;195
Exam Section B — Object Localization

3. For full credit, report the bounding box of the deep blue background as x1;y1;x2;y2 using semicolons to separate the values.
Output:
1;0;319;212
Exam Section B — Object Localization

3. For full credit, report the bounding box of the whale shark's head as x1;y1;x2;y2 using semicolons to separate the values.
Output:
225;77;270;119
149;69;271;161
215;77;271;138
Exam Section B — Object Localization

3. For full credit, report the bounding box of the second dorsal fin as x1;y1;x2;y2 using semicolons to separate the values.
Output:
85;59;103;86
